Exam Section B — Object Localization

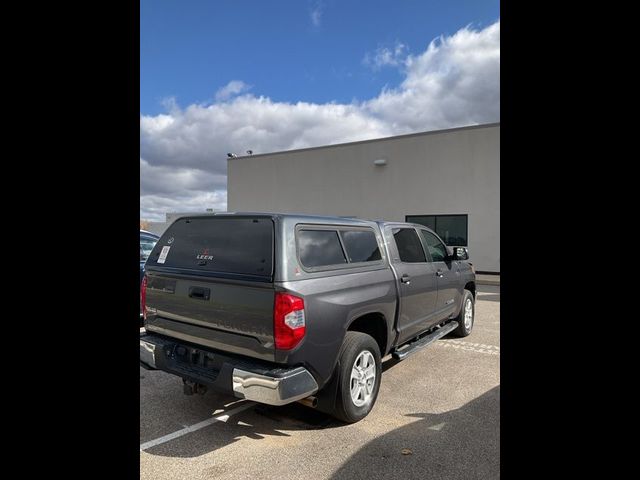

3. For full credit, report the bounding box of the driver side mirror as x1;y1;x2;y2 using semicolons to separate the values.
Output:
451;247;469;260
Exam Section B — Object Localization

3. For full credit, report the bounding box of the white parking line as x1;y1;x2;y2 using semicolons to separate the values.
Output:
140;401;255;451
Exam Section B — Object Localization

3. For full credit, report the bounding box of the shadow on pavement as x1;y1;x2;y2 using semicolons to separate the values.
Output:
142;394;342;458
331;386;500;480
142;353;429;459
381;355;402;373
141;368;498;465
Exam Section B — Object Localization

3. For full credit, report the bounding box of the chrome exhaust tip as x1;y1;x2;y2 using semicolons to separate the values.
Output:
297;395;318;409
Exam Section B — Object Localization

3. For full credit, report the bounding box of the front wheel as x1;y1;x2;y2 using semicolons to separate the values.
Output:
453;289;475;337
331;332;382;423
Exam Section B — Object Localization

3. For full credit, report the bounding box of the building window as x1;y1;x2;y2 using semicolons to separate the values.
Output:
406;214;468;246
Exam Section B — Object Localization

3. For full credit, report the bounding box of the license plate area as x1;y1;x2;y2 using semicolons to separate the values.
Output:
166;344;221;382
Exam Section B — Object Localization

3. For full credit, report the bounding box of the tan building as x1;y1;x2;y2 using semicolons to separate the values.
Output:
227;123;500;273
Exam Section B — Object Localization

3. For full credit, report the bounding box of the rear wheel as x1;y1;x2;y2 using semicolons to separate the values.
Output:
453;289;475;337
331;332;382;423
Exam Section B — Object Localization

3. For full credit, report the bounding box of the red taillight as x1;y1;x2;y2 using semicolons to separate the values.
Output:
141;275;148;321
274;292;306;350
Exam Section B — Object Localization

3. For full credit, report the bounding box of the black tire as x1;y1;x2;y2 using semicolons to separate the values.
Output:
453;289;475;337
331;332;382;423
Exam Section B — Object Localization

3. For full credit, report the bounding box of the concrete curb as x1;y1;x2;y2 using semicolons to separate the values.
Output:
476;275;500;286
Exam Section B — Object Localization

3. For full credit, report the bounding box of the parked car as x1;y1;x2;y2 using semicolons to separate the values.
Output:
140;230;159;326
139;213;475;422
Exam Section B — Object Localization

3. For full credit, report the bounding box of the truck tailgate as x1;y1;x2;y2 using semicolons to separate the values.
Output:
145;273;275;361
142;215;276;362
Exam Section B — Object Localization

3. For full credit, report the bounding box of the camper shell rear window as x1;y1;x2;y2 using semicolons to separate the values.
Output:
148;216;274;280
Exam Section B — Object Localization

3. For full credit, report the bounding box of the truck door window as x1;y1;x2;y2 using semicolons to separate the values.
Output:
420;230;447;262
392;228;427;263
297;230;348;268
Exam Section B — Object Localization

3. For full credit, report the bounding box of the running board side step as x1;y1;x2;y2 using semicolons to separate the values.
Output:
391;321;458;360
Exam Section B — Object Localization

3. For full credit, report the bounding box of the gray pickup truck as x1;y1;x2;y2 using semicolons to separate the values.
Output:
140;213;476;423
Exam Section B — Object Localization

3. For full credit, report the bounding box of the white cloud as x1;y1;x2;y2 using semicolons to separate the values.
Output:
140;158;227;195
140;20;500;220
214;80;251;101
366;21;500;132
141;191;228;221
363;42;408;70
310;1;323;27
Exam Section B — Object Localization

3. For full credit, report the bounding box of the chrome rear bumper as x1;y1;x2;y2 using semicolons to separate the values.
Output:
140;333;318;406
232;367;318;406
140;337;156;368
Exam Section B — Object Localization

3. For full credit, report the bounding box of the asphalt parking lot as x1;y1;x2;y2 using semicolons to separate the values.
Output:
140;284;500;479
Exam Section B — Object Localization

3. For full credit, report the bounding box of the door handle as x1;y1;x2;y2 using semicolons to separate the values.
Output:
436;269;444;278
400;274;411;285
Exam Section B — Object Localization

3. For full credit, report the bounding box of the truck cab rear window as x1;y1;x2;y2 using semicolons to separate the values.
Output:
297;230;347;268
149;217;274;278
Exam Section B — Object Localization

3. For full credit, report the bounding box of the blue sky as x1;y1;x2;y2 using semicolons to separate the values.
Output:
141;0;499;115
140;1;500;220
